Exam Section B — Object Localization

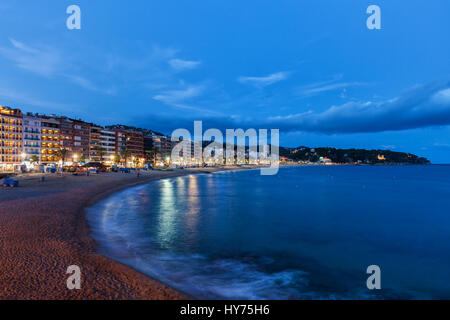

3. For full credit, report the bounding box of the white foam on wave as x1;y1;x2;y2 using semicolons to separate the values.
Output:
120;251;312;299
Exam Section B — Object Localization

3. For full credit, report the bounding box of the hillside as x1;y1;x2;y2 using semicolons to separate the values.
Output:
280;146;431;165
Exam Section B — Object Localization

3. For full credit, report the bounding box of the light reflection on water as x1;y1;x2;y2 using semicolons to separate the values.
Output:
185;176;200;246
157;179;177;250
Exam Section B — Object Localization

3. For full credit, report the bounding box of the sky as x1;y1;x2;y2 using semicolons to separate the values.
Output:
0;0;449;162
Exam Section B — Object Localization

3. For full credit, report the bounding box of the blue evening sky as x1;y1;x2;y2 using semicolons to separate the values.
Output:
0;0;449;162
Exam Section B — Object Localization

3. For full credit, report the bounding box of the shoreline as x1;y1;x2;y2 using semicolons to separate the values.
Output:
0;164;438;299
0;167;241;300
0;163;386;300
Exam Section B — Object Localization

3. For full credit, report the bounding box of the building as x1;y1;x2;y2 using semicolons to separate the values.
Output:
151;133;174;156
114;130;126;156
0;107;182;168
40;116;61;164
100;129;116;163
114;130;144;157
319;156;333;165
89;125;102;162
143;135;154;161
72;119;91;161
113;129;144;166
58;117;91;163
143;132;177;164
0;106;23;170
22;113;42;163
105;125;171;163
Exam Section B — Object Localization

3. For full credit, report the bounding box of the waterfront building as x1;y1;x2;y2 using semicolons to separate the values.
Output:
113;129;144;166
100;129;116;163
0;106;23;170
58;117;91;163
151;133;174;156
89;125;102;162
40;116;61;164
115;130;144;157
105;125;170;164
143;135;154;162
0;107;178;168
319;156;333;165
22;113;42;163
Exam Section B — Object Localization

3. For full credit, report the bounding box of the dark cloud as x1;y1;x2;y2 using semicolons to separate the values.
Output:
270;80;450;133
136;80;450;135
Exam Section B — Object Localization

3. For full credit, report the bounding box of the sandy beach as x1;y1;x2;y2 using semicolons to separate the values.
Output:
0;168;231;300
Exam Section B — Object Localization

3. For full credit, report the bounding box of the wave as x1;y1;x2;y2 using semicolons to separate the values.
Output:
124;252;311;300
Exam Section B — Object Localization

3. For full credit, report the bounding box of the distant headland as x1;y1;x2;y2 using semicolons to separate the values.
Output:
280;146;431;165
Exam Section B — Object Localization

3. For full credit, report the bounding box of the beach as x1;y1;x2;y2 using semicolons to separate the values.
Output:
0;168;230;300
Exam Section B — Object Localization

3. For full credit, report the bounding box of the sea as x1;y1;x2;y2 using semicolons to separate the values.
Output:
86;165;450;299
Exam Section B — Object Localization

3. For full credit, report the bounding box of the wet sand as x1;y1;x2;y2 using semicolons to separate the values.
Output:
0;168;230;300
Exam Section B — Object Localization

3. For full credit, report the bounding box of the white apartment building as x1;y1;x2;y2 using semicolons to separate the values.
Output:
22;114;42;163
100;129;116;162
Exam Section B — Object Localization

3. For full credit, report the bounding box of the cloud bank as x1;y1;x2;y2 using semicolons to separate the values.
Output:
270;80;450;133
140;80;450;135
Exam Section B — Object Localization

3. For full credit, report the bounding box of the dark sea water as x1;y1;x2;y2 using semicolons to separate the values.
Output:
86;165;450;299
